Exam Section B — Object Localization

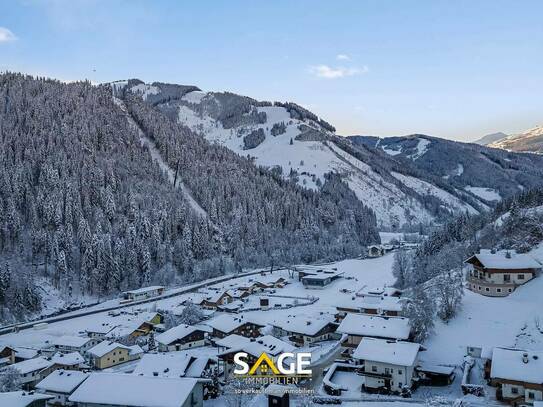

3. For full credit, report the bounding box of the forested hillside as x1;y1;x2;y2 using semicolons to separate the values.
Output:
124;80;502;229
0;73;378;322
351;134;543;203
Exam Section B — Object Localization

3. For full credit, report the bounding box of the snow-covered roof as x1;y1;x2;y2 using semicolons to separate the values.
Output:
105;314;158;338
337;314;410;340
466;250;541;270
156;324;205;346
11;356;53;375
336;295;402;312
36;369;89;394
214;334;251;349
124;286;164;295
0;391;53;407
490;347;543;383
50;351;85;366
184;356;213;378
133;353;193;378
357;286;401;298
12;347;39;360
68;373;198;407
87;341;131;358
85;322;117;335
300;269;344;281
203;290;231;303
219;335;295;358
218;300;243;311
417;361;455;375
353;338;420;366
53;335;94;348
206;314;263;333
271;315;335;336
129;344;144;356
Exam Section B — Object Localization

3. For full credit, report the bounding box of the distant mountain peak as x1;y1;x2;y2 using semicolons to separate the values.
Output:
473;132;509;146
488;125;543;153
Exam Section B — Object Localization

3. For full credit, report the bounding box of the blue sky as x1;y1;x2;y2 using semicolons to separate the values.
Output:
1;0;542;141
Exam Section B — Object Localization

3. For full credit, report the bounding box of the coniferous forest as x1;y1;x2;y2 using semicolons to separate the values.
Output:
0;73;379;321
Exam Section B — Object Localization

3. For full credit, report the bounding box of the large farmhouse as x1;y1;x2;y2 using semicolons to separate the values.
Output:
337;314;411;347
465;250;541;297
206;314;264;339
271;316;338;346
490;347;543;406
335;296;402;320
353;337;421;394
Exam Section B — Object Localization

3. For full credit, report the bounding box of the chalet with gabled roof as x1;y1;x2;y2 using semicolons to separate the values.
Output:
465;250;541;297
156;324;209;352
199;291;234;310
206;314;264;339
490;347;543;405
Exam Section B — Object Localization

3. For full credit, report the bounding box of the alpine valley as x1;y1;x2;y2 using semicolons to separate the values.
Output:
0;73;543;323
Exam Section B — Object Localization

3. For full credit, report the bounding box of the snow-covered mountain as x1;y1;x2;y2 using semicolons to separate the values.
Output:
118;80;528;229
488;125;543;153
351;134;543;206
473;131;509;146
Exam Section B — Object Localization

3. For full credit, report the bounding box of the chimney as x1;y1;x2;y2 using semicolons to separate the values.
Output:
523;352;529;364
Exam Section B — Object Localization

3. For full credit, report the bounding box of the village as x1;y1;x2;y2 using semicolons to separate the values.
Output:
0;236;542;407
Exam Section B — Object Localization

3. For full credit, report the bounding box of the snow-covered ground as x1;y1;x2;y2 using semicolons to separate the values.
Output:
465;186;502;202
391;171;478;215
4;245;540;405
424;242;543;365
171;90;488;228
0;255;395;350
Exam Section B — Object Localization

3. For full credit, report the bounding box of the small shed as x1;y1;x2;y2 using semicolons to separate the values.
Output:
417;362;456;386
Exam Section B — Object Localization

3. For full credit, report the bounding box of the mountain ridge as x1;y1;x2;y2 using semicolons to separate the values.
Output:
119;79;543;230
488;125;543;153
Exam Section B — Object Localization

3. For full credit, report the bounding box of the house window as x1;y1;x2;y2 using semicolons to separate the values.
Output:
485;287;490;292
398;369;403;374
511;387;518;394
372;365;377;372
528;392;535;399
518;274;524;280
497;288;501;293
508;288;512;292
478;286;481;290
504;274;511;282
398;382;402;388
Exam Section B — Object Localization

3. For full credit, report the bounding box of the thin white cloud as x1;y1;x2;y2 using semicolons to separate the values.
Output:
336;54;351;61
0;27;17;43
309;64;368;79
